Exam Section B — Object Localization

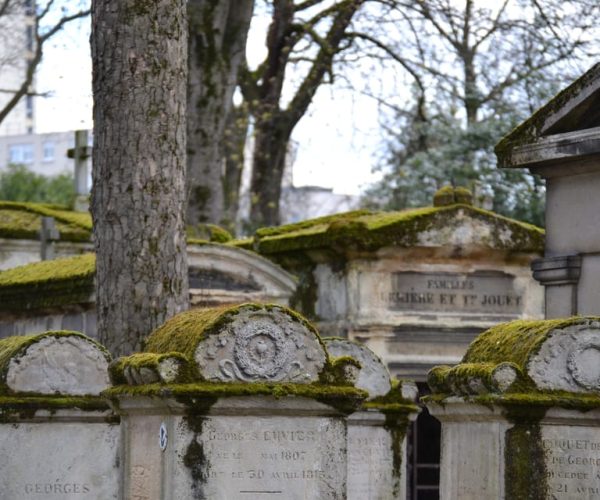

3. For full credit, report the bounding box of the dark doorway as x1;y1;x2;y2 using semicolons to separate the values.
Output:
407;383;440;499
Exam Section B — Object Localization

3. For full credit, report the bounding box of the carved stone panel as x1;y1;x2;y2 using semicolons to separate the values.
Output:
194;308;326;383
324;338;391;399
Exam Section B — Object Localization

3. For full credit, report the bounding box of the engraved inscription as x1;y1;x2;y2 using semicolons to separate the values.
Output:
23;482;91;495
347;427;396;498
385;272;522;315
184;417;346;498
542;428;600;497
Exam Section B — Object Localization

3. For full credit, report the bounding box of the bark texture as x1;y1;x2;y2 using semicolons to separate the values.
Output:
91;0;189;357
186;0;254;226
244;0;363;228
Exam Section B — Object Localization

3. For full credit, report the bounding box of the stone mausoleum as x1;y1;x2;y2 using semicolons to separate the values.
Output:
0;188;545;498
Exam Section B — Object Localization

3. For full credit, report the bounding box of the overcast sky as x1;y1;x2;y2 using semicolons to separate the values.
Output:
36;13;392;195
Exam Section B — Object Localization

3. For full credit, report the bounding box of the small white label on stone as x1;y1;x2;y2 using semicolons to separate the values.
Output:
159;423;168;451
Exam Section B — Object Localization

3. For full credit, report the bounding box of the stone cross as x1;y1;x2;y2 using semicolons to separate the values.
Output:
67;130;92;212
39;216;60;260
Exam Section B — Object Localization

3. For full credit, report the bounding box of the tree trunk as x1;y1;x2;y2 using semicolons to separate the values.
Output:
223;103;250;231
249;117;291;228
91;0;189;357
186;0;254;226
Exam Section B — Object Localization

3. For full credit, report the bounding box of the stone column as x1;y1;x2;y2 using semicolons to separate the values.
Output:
426;317;600;499
0;331;119;499
107;303;366;500
325;338;419;499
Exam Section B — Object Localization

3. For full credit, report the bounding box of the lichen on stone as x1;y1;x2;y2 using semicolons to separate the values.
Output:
0;201;92;241
0;253;95;311
244;204;544;256
187;223;233;243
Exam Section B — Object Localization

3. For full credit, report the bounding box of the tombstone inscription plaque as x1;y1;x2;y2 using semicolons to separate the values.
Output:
427;317;600;500
109;304;366;500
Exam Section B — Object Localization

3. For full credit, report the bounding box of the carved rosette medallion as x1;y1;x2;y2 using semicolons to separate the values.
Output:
194;308;326;383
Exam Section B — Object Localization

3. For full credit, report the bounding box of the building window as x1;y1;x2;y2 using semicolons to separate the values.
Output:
24;0;35;15
9;144;34;165
26;26;34;51
42;141;55;162
26;95;33;119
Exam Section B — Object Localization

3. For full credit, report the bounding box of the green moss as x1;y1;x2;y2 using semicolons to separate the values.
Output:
250;204;544;256
143;302;323;359
0;254;95;311
428;362;525;395
187;223;233;243
433;186;473;207
103;381;366;413
0;395;111;423
0;201;92;241
463;317;598;374
319;356;361;386
109;352;198;385
0;330;110;394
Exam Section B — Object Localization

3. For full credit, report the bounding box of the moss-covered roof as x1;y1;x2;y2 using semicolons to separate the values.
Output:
0;253;95;311
236;205;544;256
0;201;92;241
143;302;321;358
495;63;600;167
428;317;600;398
462;317;594;369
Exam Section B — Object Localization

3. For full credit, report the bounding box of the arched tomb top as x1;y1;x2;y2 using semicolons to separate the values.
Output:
144;303;327;384
0;331;111;395
324;338;391;399
429;317;600;395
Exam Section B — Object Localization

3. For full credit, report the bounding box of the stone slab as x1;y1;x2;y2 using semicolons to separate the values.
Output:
383;271;523;315
347;412;408;500
542;424;600;498
121;397;347;500
0;418;119;499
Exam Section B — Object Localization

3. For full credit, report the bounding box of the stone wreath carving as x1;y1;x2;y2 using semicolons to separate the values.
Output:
194;310;326;383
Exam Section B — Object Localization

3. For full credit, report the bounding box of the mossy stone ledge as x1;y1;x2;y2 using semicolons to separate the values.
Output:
427;316;600;407
0;253;95;311
108;303;367;412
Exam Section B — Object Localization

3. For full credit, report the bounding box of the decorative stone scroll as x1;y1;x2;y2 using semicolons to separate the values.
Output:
324;338;419;500
426;317;600;499
325;337;392;399
144;303;327;383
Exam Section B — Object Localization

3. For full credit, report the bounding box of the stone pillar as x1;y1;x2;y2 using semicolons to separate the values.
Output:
0;331;119;499
325;338;419;499
426;317;600;499
531;254;581;318
107;303;366;500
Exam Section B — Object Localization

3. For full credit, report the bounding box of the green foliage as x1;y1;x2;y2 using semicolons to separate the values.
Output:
0;164;76;207
362;113;547;226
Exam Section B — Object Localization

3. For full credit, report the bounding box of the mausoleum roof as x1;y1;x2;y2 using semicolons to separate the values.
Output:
0;201;92;241
240;204;544;256
496;63;600;169
0;253;95;311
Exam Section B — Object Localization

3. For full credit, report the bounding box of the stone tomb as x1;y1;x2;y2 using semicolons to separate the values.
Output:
108;304;365;500
426;317;600;499
325;338;419;500
0;331;119;499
